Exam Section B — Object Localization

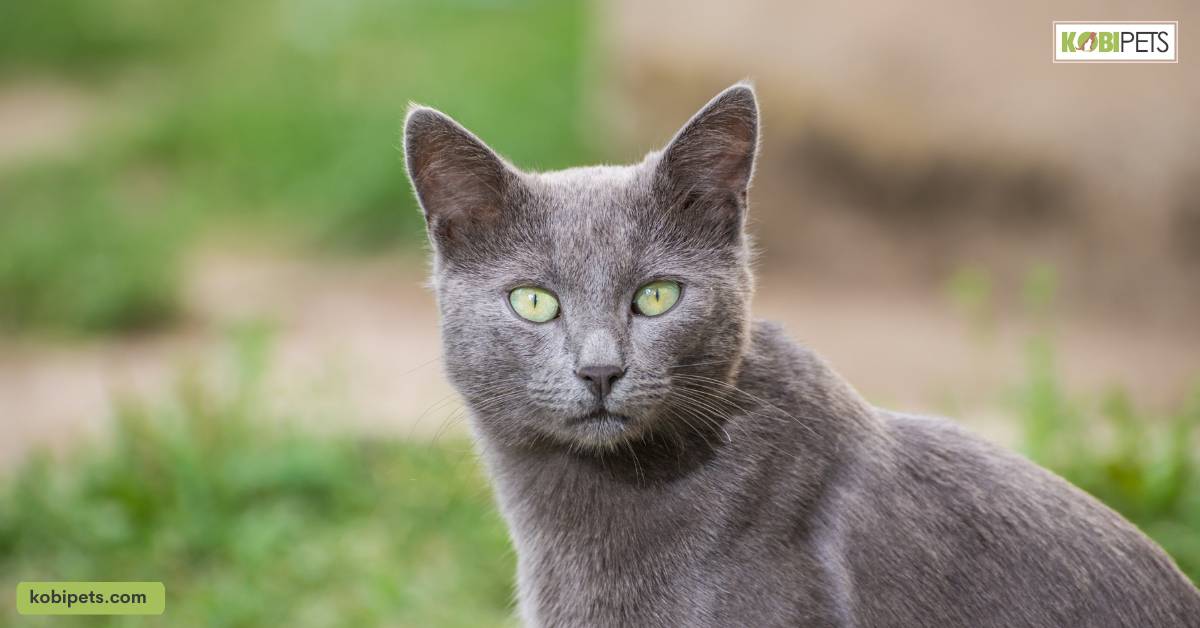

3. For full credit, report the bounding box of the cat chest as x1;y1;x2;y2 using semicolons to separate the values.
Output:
514;526;840;627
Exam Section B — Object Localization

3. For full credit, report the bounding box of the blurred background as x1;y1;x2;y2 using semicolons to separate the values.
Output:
0;0;1196;625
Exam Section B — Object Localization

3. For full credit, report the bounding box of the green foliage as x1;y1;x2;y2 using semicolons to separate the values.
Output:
0;0;222;76
1008;267;1200;584
0;0;595;333
1015;339;1200;584
0;336;516;626
0;162;185;333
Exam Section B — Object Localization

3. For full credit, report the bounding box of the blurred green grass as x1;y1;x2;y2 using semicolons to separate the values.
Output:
0;334;516;627
1020;360;1200;583
947;265;1200;584
1011;268;1200;583
0;0;596;334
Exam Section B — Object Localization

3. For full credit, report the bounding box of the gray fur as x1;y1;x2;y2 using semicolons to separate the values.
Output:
404;83;1200;627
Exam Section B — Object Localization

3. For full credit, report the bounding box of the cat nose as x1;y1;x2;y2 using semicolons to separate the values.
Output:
576;365;625;399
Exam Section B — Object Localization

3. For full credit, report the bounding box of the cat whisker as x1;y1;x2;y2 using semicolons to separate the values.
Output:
671;401;732;446
663;392;733;443
395;354;443;379
671;373;822;440
670;357;737;370
622;437;645;486
415;377;528;438
430;387;525;442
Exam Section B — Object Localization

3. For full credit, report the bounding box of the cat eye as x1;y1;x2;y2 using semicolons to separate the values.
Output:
633;280;681;317
509;287;560;323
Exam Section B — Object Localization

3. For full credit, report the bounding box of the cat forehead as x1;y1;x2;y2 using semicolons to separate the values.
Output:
523;162;650;201
521;160;661;227
480;161;685;287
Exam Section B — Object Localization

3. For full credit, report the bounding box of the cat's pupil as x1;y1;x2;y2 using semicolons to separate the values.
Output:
531;293;538;308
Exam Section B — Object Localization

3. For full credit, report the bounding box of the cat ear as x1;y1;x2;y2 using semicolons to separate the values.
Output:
655;83;759;242
404;105;515;250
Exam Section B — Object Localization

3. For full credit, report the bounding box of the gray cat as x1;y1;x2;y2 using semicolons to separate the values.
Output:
403;83;1200;627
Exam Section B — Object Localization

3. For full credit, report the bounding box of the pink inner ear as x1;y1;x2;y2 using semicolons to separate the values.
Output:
715;137;756;188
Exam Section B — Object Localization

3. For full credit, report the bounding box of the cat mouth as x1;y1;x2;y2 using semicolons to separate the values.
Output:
560;410;635;448
568;410;630;427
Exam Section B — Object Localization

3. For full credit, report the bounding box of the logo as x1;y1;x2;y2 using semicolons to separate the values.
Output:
16;582;165;616
1053;22;1178;62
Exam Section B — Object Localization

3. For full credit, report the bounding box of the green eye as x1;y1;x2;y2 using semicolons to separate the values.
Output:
633;280;681;317
509;287;560;323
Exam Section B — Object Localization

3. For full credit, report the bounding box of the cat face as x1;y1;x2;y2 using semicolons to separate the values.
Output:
405;84;759;450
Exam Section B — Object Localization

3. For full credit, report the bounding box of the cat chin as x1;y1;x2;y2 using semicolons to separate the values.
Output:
555;410;637;450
